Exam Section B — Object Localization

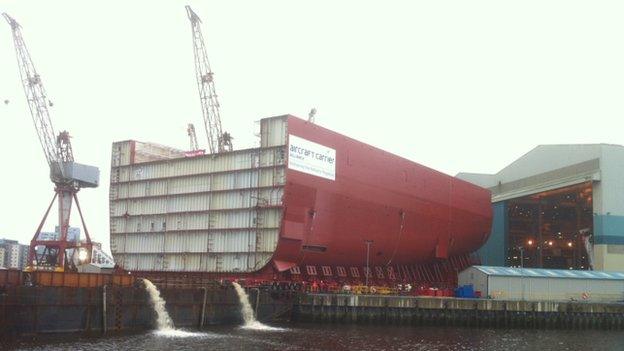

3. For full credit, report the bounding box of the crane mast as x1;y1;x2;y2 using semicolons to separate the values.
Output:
187;123;199;151
186;5;232;154
4;13;99;272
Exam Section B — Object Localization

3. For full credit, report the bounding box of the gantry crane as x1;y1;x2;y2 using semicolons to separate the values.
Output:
186;5;233;154
3;13;100;272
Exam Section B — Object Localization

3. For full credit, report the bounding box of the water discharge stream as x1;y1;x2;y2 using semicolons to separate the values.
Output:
142;279;175;330
231;282;285;331
141;278;281;336
142;279;208;338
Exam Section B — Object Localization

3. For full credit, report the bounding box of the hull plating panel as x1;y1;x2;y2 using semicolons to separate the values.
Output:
110;141;286;272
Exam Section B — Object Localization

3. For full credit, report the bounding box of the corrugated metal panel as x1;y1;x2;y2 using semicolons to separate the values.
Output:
487;275;624;302
169;176;211;193
112;253;163;271
258;208;282;227
113;170;285;201
113;251;275;272
112;148;283;183
112;234;165;253
110;216;168;233
172;213;211;230
259;168;277;187
128;198;167;215
110;200;127;217
211;171;257;191
210;211;250;229
265;188;284;206
129;163;168;181
475;265;624;280
111;141;133;167
159;230;279;254
116;180;168;198
109;201;283;271
111;222;280;271
164;254;201;271
164;233;210;253
257;229;280;252
133;141;184;163
461;266;624;302
211;232;251;252
117;171;282;199
111;183;126;199
260;116;288;148
258;147;286;167
210;209;282;229
117;167;131;182
110;235;122;253
167;152;248;178
210;191;252;210
110;208;282;233
110;122;287;273
166;193;210;212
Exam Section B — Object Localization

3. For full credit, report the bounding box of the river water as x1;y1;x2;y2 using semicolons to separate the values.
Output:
8;324;624;351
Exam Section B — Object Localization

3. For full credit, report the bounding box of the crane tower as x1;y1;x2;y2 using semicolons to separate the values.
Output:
3;13;100;272
187;123;199;151
186;5;233;154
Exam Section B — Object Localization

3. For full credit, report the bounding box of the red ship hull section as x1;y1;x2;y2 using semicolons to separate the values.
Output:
272;116;492;271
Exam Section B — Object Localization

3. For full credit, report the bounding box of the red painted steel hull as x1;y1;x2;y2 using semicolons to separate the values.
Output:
271;116;492;271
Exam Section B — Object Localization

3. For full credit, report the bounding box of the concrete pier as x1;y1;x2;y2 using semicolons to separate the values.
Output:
292;294;624;329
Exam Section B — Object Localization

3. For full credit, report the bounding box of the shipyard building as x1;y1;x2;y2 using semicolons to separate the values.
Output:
458;144;624;271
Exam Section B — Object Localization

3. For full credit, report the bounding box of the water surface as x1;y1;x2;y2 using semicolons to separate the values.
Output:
9;324;624;351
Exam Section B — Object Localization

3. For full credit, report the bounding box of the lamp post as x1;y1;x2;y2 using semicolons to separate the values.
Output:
519;246;525;301
365;240;373;287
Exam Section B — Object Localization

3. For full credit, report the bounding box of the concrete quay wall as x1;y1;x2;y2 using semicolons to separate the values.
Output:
0;285;293;340
293;294;624;329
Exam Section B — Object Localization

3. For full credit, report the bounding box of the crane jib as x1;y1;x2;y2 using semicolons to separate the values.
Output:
185;6;233;154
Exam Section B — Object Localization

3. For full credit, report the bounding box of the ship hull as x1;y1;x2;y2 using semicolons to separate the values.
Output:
109;115;492;282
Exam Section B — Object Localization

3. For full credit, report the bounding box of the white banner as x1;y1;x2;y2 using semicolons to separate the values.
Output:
288;135;336;180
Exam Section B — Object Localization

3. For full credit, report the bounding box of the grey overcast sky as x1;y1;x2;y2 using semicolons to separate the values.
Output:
1;1;624;252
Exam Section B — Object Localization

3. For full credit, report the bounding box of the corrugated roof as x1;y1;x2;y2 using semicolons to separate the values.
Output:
471;266;624;281
456;144;619;189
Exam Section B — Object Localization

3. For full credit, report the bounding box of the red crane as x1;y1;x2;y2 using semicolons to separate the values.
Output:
3;13;100;272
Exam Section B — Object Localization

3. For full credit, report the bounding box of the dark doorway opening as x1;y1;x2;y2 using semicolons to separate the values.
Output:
506;182;593;270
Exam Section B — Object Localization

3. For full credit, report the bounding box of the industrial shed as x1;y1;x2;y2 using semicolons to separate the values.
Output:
458;266;624;302
457;144;624;271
